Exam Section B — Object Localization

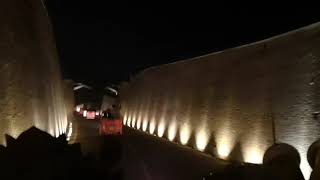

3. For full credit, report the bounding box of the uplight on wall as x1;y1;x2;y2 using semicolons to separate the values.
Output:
157;119;166;137
180;122;191;145
216;131;235;159
137;115;142;130
123;113;127;125
243;146;263;164
131;115;136;128
66;122;73;141
195;127;209;151
149;117;156;134
142;117;148;131
55;124;60;138
168;121;177;141
217;141;232;158
127;115;131;127
300;152;311;180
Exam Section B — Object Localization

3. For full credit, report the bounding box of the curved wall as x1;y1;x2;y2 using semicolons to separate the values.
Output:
0;0;67;144
120;22;320;178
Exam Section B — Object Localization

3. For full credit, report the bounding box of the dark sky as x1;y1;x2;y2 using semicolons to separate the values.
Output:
45;1;320;88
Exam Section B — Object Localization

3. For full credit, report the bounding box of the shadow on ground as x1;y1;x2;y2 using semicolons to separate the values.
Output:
0;127;123;180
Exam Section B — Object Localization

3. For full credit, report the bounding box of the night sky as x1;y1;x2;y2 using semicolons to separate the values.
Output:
45;1;320;88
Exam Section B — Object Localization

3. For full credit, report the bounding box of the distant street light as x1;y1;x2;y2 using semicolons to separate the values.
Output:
73;82;92;91
105;86;118;95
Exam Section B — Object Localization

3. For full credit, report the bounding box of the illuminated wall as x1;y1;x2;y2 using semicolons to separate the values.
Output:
0;0;68;144
63;79;75;122
120;22;320;178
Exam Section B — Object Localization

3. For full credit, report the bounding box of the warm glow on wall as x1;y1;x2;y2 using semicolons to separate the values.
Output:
66;122;73;141
142;117;148;131
180;122;191;145
127;114;131;127
217;141;232;158
300;152;311;180
131;115;136;128
292;144;311;179
137;115;142;130
149;117;156;134
55;122;60;137
216;132;235;159
195;127;209;151
157;118;166;137
123;113;127;125
64;117;68;134
242;124;265;165
215;115;236;159
243;146;263;164
168;121;177;141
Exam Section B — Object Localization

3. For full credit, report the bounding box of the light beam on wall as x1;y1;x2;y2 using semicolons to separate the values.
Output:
142;116;148;131
127;114;132;127
180;122;191;145
123;113;127;125
241;117;265;165
195;126;209;151
137;114;142;130
168;121;177;141
300;152;311;180
243;145;263;164
216;131;235;159
157;118;166;137
131;115;136;128
66;122;73;141
149;117;156;134
217;141;232;158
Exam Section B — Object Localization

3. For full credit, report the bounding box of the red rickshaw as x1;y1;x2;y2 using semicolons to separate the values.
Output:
99;108;123;135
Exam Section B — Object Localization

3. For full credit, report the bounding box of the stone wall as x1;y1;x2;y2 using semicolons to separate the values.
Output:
0;0;68;144
120;22;320;178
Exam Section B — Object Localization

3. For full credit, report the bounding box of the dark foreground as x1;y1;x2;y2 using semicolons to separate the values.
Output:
72;117;300;180
72;117;229;180
0;116;305;180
